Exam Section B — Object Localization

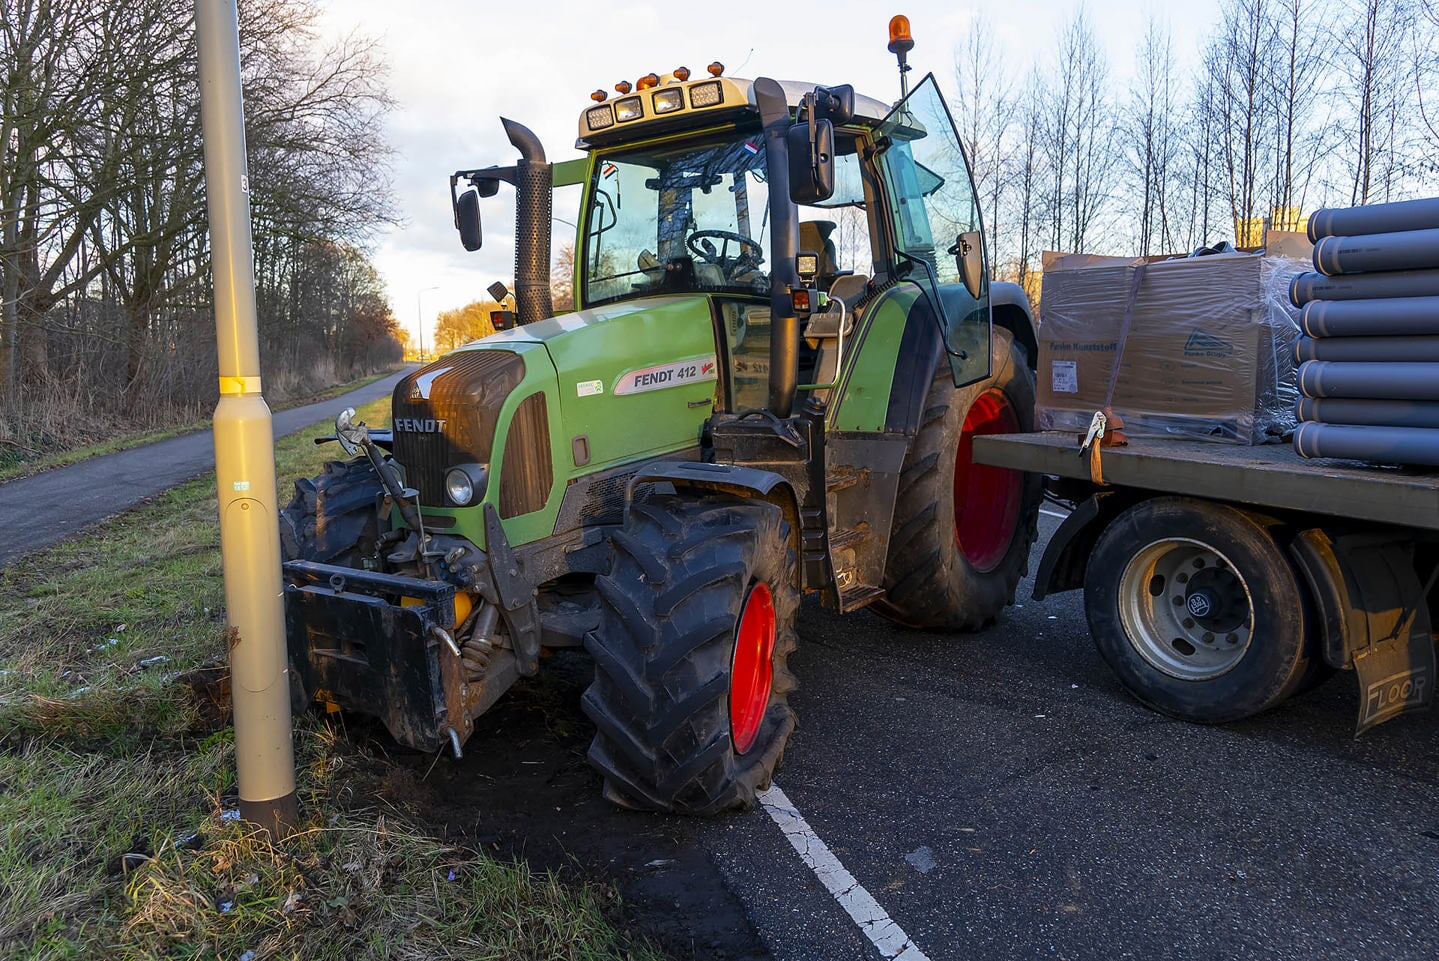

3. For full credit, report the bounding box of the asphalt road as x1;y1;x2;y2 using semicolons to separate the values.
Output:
8;397;1436;958
697;510;1439;961
0;369;407;569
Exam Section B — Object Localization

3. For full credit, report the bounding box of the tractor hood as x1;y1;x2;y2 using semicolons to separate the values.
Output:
465;294;721;475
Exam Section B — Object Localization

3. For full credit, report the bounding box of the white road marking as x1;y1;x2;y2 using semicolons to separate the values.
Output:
759;784;932;961
1040;507;1069;520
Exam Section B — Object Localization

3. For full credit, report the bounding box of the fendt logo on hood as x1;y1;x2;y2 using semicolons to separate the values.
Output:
393;417;448;433
408;367;451;400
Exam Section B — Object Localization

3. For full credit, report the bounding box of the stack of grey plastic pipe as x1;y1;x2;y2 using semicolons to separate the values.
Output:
1289;196;1439;466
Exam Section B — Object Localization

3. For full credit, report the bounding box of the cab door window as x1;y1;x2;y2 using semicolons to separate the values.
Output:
876;74;992;387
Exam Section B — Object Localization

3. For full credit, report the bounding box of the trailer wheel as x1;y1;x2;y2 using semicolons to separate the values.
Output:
582;494;798;815
874;327;1042;630
1085;497;1312;723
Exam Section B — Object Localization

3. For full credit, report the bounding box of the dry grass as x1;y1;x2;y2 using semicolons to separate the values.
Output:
0;399;661;961
0;366;401;484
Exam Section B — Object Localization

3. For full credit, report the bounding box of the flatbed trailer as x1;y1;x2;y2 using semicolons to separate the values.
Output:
973;431;1439;732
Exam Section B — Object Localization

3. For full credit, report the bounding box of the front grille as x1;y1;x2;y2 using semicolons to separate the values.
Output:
391;350;525;505
499;391;553;517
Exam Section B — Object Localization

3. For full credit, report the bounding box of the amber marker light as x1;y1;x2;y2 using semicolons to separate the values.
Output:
888;14;914;53
674;65;691;81
615;80;632;94
591;89;608;102
707;61;724;77
636;72;660;90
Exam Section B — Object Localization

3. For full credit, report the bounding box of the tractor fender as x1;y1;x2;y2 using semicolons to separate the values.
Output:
625;461;803;570
991;281;1037;369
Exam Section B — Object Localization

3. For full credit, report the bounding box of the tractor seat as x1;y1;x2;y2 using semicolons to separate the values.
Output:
799;220;869;310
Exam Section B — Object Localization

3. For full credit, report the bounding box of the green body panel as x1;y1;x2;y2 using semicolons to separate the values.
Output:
830;286;922;432
419;295;720;551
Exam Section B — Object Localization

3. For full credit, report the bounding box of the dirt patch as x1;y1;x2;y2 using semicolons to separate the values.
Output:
362;650;770;961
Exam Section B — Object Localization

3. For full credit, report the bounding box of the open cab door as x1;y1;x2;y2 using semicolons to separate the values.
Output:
876;74;992;388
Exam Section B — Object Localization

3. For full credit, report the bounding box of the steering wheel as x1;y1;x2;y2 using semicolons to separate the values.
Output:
687;229;764;279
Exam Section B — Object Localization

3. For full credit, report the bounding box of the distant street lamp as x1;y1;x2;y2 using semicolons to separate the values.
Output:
416;286;440;361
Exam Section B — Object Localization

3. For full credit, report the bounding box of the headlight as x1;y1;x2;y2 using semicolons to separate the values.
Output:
652;87;684;114
614;96;643;122
585;105;615;130
444;464;488;506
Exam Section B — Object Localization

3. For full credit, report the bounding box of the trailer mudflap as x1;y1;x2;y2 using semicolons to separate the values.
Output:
1290;530;1435;734
283;561;459;752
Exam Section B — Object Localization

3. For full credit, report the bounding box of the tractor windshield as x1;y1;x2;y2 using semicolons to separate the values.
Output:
581;131;773;306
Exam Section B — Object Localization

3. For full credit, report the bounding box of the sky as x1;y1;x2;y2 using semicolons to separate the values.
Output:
314;1;1215;349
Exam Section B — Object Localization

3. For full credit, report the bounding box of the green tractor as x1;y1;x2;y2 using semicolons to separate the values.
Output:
281;34;1041;815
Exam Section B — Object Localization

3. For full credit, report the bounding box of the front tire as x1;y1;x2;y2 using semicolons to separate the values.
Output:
582;494;799;815
874;327;1043;630
1084;497;1313;723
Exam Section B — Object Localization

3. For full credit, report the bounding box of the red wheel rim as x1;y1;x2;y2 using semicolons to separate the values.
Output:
954;389;1023;572
729;582;777;755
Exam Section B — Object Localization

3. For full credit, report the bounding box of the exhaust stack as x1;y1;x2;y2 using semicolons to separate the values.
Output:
502;118;554;326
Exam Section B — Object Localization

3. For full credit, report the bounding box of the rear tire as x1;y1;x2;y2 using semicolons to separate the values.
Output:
1084;497;1313;723
582;494;799;815
874;327;1042;630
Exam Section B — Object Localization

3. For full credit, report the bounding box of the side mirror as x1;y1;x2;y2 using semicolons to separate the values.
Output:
787;117;835;205
456;189;482;251
820;84;855;124
952;230;985;300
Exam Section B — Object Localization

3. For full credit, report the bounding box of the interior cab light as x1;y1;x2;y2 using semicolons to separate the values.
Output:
707;61;724;77
674;66;691;81
636;72;660;90
591;89;608;102
615;80;632;94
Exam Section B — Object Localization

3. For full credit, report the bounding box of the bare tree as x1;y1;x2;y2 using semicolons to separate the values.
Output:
1124;18;1180;255
952;14;1014;270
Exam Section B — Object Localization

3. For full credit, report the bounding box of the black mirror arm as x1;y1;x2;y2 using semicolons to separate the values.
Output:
894;250;967;360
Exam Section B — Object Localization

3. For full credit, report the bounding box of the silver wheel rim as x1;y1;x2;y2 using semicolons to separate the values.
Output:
1116;537;1254;681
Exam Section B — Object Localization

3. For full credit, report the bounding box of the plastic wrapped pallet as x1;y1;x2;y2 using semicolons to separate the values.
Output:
1036;250;1305;444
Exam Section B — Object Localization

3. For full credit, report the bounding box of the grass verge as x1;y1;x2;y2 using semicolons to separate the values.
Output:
0;367;402;485
0;398;662;961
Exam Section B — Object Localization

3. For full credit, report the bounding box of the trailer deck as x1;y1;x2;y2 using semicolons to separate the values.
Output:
973;432;1439;533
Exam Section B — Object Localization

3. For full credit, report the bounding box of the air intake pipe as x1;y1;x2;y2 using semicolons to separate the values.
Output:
1295;421;1439;467
502;118;554;326
1308;196;1439;242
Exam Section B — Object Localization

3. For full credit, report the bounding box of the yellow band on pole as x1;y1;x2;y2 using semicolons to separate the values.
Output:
219;375;263;395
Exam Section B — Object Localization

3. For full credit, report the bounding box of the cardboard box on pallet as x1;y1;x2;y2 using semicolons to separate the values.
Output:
1036;249;1305;445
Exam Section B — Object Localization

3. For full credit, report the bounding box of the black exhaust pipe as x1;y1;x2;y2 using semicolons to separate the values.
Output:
502;118;553;326
753;78;800;418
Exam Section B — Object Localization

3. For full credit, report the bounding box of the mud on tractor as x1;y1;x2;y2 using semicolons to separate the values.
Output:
281;26;1041;814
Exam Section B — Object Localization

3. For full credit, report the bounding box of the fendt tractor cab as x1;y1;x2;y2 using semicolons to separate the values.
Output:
280;21;1041;814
